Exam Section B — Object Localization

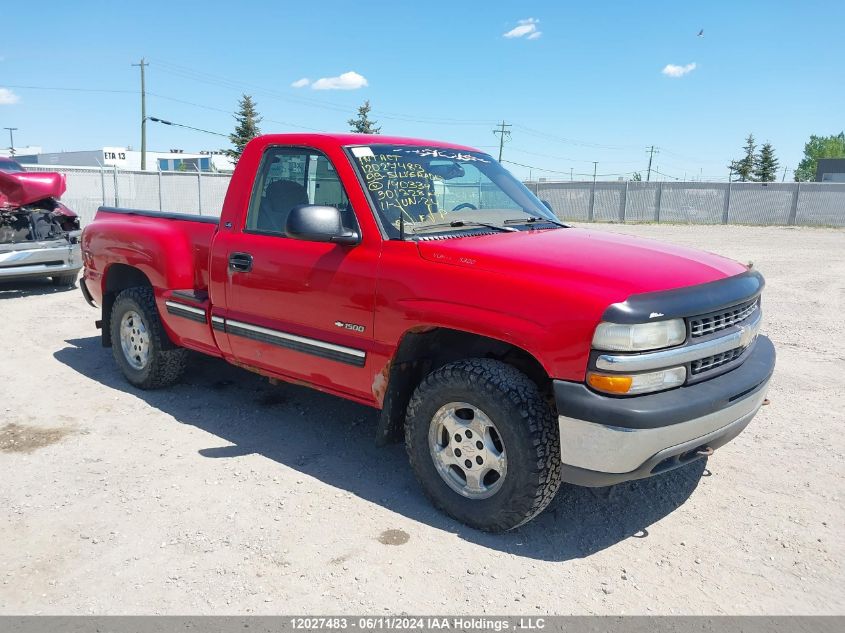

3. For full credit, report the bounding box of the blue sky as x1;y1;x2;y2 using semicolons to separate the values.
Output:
1;0;843;181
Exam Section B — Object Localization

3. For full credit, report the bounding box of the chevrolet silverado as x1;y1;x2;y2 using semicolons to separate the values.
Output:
80;134;775;531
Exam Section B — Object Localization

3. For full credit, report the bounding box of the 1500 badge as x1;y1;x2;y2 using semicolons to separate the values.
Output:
335;320;366;333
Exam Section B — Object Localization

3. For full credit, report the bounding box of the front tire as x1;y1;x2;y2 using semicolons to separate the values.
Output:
405;359;562;532
110;287;187;389
51;272;78;287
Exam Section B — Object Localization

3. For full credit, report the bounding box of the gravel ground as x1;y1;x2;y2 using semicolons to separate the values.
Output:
1;224;843;615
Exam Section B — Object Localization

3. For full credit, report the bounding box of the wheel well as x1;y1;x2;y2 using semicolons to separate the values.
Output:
100;264;152;347
375;327;551;445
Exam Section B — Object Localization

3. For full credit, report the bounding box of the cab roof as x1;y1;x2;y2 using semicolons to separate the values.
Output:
252;133;481;154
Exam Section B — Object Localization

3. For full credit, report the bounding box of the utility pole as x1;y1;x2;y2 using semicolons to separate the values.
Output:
781;166;788;182
132;58;149;170
492;120;511;162
3;127;17;156
646;145;658;182
592;161;598;184
570;167;573;181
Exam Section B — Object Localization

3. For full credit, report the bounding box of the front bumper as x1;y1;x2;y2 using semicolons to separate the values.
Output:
555;335;775;487
0;240;82;281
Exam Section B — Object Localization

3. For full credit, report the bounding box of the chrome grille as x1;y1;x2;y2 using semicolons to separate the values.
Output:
690;299;758;337
690;347;745;375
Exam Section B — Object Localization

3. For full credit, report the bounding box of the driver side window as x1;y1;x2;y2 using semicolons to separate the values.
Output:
246;147;352;235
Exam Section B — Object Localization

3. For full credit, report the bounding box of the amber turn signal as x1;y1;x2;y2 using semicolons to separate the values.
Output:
587;372;633;394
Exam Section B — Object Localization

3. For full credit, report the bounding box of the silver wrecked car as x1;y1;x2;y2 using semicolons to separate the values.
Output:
0;159;81;286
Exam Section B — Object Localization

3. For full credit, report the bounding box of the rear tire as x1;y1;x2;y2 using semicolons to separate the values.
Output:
51;273;78;287
110;287;187;389
405;358;562;532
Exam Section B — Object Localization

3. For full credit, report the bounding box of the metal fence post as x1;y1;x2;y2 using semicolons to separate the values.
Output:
158;167;163;211
620;180;628;223
787;182;800;225
588;181;596;222
99;164;106;206
112;165;120;207
196;165;203;215
722;181;732;224
655;183;663;223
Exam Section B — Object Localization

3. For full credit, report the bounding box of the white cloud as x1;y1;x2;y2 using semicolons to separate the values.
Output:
662;62;697;78
0;87;19;105
311;71;368;91
291;77;310;88
504;18;541;40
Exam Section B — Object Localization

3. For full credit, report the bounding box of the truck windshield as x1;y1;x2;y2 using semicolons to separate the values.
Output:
348;145;557;238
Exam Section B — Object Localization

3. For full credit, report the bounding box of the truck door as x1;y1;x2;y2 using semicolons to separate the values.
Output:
215;146;380;401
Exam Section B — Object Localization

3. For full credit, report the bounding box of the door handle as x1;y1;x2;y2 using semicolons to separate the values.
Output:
228;252;253;273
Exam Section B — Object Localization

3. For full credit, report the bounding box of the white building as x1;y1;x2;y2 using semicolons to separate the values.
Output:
0;145;42;159
15;146;234;173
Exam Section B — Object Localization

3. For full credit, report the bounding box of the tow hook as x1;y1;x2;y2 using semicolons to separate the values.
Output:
695;446;715;457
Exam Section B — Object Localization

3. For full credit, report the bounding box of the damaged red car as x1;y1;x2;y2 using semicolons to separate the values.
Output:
0;158;82;286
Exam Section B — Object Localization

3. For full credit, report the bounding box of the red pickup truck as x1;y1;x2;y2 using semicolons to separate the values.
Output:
81;133;775;531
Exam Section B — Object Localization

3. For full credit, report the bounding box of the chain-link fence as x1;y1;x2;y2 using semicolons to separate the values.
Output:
24;165;845;228
527;180;845;227
25;165;231;226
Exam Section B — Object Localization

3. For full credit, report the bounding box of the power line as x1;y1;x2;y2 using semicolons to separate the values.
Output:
147;117;228;138
501;159;634;178
507;146;642;165
147;92;326;132
4;84;137;94
149;58;497;126
651;168;681;181
6;82;723;175
510;124;643;151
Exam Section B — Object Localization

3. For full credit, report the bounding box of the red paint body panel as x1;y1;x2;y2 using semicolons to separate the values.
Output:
81;133;750;408
0;170;71;210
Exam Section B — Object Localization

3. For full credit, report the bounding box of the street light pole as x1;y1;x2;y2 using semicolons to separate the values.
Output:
4;127;18;156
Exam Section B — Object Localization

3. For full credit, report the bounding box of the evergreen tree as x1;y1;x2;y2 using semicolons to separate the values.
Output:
348;100;381;134
225;94;262;162
754;142;779;182
793;132;845;181
631;172;642;181
729;134;757;181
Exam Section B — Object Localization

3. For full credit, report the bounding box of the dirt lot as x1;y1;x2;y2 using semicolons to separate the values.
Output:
1;224;843;615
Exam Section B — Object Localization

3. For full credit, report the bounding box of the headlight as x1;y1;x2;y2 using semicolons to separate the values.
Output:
588;366;687;395
592;319;686;351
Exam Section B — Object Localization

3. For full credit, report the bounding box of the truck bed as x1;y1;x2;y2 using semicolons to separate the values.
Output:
96;206;220;225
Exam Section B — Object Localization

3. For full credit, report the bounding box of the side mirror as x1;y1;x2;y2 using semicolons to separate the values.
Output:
541;200;554;212
285;204;359;245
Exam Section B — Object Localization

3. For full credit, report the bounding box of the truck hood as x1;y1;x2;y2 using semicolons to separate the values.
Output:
0;170;67;209
416;227;748;298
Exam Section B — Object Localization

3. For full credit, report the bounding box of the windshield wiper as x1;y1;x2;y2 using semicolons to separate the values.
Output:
411;220;518;234
502;216;569;228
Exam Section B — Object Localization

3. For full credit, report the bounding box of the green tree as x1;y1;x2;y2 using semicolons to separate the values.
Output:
225;94;262;162
754;142;779;182
729;134;757;181
631;172;642;181
793;132;845;181
348;100;381;134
